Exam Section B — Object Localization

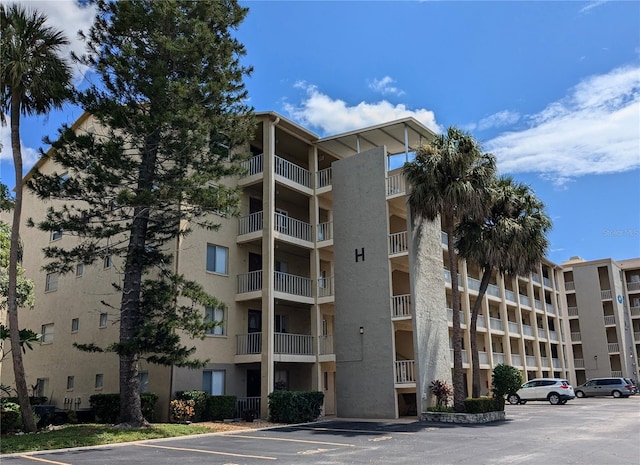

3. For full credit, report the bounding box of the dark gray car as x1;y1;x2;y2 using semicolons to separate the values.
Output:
574;377;635;398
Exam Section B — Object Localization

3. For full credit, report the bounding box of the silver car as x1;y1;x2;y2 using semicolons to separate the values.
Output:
508;378;575;405
574;378;636;398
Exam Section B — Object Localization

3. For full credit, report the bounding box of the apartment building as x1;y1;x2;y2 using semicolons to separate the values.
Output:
2;111;575;421
562;256;640;384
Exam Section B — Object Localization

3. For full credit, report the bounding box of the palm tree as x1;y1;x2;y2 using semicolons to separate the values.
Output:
456;176;551;398
1;4;72;432
404;127;496;412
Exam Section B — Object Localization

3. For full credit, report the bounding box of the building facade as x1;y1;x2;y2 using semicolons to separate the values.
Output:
562;256;640;384
2;111;577;421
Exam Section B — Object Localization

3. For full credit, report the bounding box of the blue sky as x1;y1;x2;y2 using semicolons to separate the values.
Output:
1;0;639;265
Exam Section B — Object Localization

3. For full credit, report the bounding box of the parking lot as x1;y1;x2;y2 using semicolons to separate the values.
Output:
4;396;639;465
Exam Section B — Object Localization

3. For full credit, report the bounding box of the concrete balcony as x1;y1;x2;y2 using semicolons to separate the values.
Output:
394;360;416;384
317;276;335;299
571;332;581;342
627;281;640;292
508;321;520;335
525;355;537;367
607;343;620;353
274;213;313;245
631;306;640;317
318;334;334;356
601;289;613;300
235;332;315;357
389;231;408;255
522;324;535;337
236;270;313;303
504;289;517;303
604;315;616;326
386;173;406;197
567;306;579;317
574;358;585;368
391;294;412;319
511;354;523;366
492;352;506;364
519;294;531;307
489;317;503;332
237;211;263;242
317;221;333;243
275;155;311;190
316;167;332;190
565;281;575;291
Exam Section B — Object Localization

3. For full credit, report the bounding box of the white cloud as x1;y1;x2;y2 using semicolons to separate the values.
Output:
16;0;97;83
476;110;521;131
283;82;441;135
579;1;609;14
368;76;405;96
486;65;640;185
0;115;40;170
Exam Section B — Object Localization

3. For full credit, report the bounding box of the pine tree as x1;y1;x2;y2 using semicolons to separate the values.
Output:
28;0;254;427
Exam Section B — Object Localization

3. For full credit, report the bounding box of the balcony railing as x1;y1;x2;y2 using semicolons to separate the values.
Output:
317;222;333;241
386;173;406;196
317;167;332;189
574;358;585;368
275;155;310;188
627;281;640;292
565;281;575;291
611;370;623;377
395;360;416;384
571;332;581;342
508;321;520;334
526;355;537;366
441;231;448;246
552;358;561;369
238;211;263;235
532;273;541;284
537;327;546;339
275;332;313;355
534;300;543;310
522;324;534;337
447;308;465;325
236;333;262;354
241;154;263;176
477;314;486;329
540;356;550;367
274;271;312;297
237;270;262;293
601;289;612;300
543;277;551;287
318;334;334;355
607;343;619;353
493;352;506;364
546;303;555;314
318;276;334;298
450;349;469;364
567;306;579;317
479;351;489;364
512;354;523;366
489;317;503;331
519;294;531;307
504;289;516;302
274;213;312;242
487;284;500;298
548;330;559;341
632;306;640;317
604;315;616;326
444;269;463;287
635;331;640;341
468;277;481;292
392;294;412;318
389;231;408;255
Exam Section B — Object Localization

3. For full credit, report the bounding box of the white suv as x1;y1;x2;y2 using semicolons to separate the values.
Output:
508;378;575;405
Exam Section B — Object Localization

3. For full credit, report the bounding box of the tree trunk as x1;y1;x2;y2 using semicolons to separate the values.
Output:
117;134;158;427
8;96;37;432
445;214;465;412
470;267;492;398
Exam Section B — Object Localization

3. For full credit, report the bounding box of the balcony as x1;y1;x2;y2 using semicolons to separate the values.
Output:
601;289;613;300
504;289;517;303
604;315;616;326
477;314;486;329
540;356;550;367
236;397;260;419
567;306;579;317
489;317;503;332
317;222;333;242
389;231;408;255
318;334;334;356
392;294;412;319
450;349;469;364
607;343;619;353
632;306;640;317
552;358;561;369
522;324;535;337
236;332;314;357
237;270;313;300
537;327;547;339
519;294;531;307
548;330;559;341
512;354;523;366
238;211;263;239
316;167;332;189
275;155;311;189
444;269;463;287
487;283;500;298
275;213;313;244
534;300;543;310
508;321;520;335
241;153;263;177
611;370;623;377
525;355;537;367
543;277;551;288
546;303;555;314
532;273;541;284
318;276;335;298
467;277;481;292
627;281;640;292
571;332;581;342
635;331;640;341
479;351;489;365
236;333;262;355
574;358;585;368
565;281;575;291
493;352;506;364
386;173;406;197
237;270;262;294
394;360;416;384
447;308;465;326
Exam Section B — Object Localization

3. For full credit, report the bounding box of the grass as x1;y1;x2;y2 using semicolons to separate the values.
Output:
0;423;219;455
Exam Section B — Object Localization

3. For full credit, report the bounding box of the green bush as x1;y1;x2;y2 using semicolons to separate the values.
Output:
206;395;236;421
268;391;324;424
175;391;208;421
491;364;523;399
1;402;22;433
89;393;158;424
5;396;48;406
464;396;504;413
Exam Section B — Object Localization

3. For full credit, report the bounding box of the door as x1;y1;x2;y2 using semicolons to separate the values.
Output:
248;310;262;354
250;197;262;214
249;253;262;291
246;369;261;397
323;371;336;415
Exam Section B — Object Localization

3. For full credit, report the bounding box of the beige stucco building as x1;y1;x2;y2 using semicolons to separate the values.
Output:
2;111;577;421
562;256;640;384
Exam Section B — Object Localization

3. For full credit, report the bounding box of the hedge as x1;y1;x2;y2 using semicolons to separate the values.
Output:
206;395;236;421
464;396;504;413
268;391;324;424
1;402;21;433
89;392;158;423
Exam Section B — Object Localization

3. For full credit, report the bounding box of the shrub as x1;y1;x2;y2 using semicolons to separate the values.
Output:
206;395;236;421
492;364;523;399
89;393;158;424
175;390;208;421
1;402;22;433
430;379;453;407
170;399;195;423
268;391;324;424
426;405;454;413
464;396;504;413
5;396;48;406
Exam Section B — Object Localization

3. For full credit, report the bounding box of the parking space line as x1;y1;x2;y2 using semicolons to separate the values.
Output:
17;456;71;465
233;435;356;447
133;443;277;460
295;426;414;435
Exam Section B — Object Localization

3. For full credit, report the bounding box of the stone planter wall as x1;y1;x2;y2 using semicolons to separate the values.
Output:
421;410;505;424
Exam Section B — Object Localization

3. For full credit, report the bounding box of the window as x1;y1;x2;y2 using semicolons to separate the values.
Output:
50;230;62;241
95;373;104;389
99;313;108;328
103;255;112;269
275;314;288;333
139;372;149;393
202;370;225;395
35;378;48;397
41;323;54;343
66;376;74;390
71;318;79;333
205;307;225;335
206;244;228;275
45;272;59;292
76;263;84;277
